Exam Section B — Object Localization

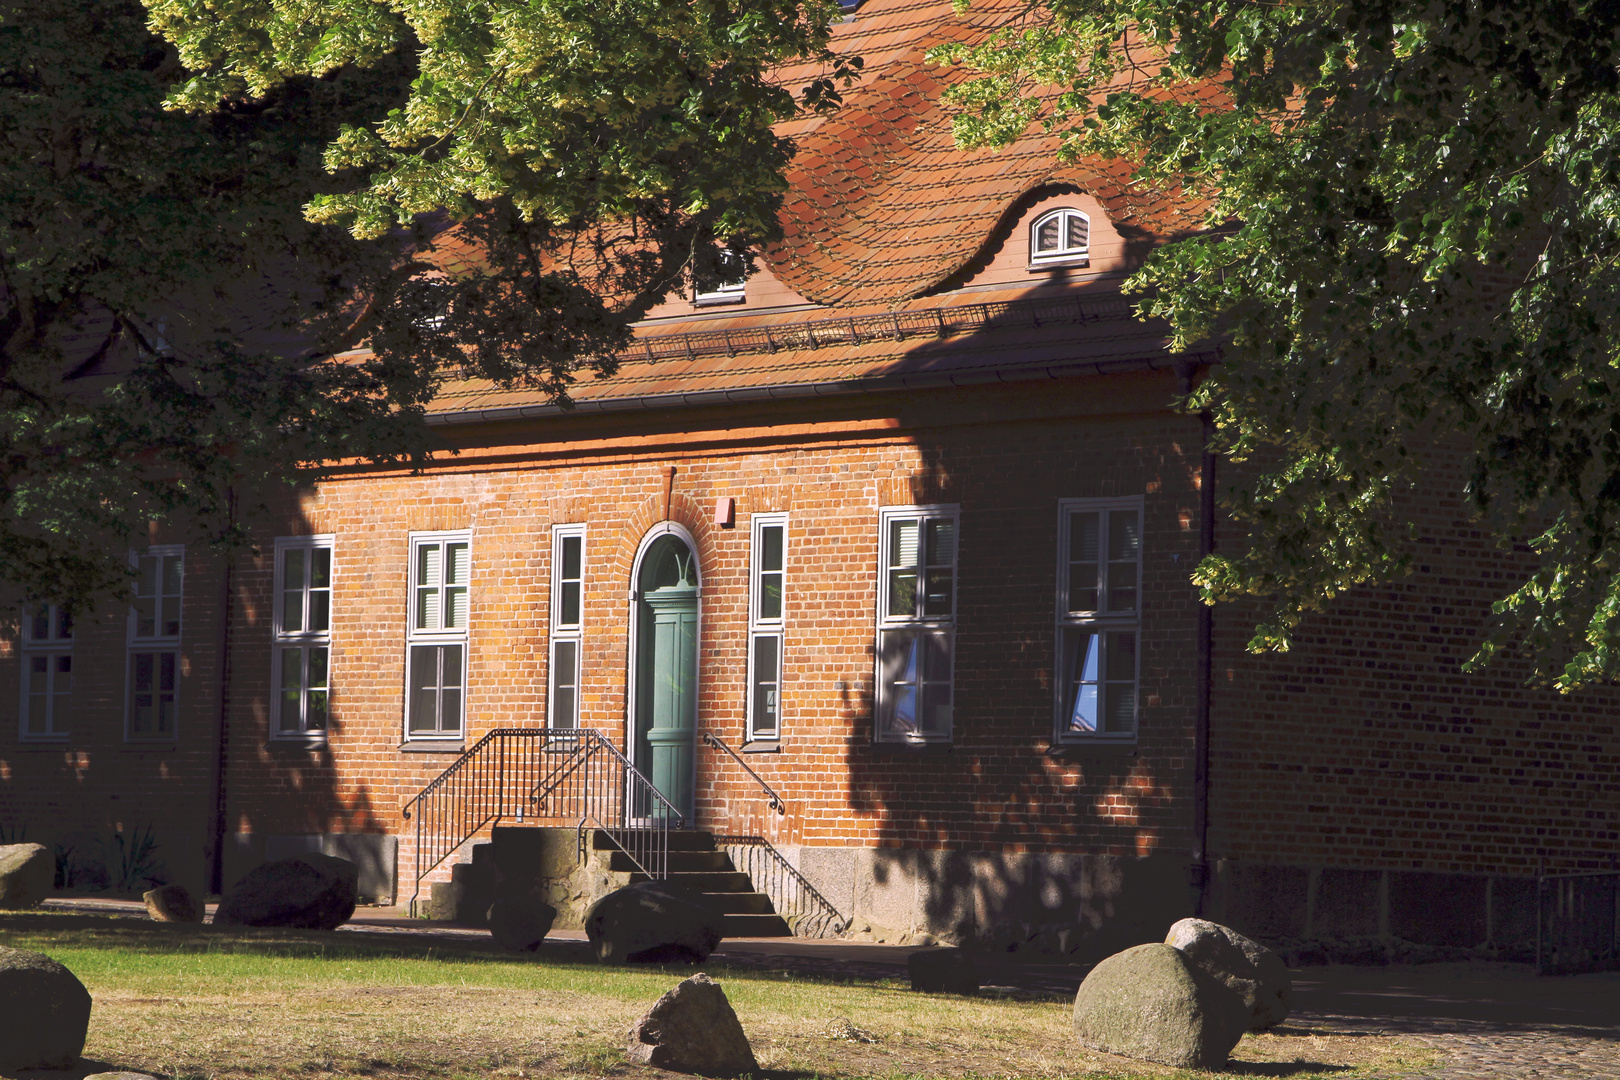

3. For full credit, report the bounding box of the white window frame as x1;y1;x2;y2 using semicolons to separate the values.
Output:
1054;496;1143;744
20;603;72;742
126;544;184;742
548;524;586;729
1029;207;1091;268
693;248;748;306
271;535;335;744
874;504;959;744
405;530;472;741
747;513;788;742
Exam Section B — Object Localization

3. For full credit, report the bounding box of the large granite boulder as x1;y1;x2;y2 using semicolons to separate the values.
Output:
1166;917;1292;1031
0;946;92;1071
626;973;757;1075
585;881;722;964
1072;942;1248;1069
0;843;53;909
487;894;557;952
144;883;202;923
213;854;358;930
907;947;981;995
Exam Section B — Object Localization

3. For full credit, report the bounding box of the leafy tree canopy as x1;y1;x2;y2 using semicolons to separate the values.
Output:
940;0;1620;689
2;0;848;612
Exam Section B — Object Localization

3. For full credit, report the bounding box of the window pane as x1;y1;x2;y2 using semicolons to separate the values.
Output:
139;555;159;597
28;655;47;691
282;585;304;633
923;681;952;736
418;544;442;589
162;555;183;596
758;571;782;622
446;543;469;586
1037;216;1060;252
1108;511;1140;559
889;518;920;568
1062;629;1100;734
1070;512;1101;561
925;518;955;566
560;535;581;581
441;686;462;733
887;567;918;618
55;608;72;641
417;585;440;630
409;644;440;732
29;605;49;642
280;647;304;691
559;581;581;627
135;597;157;638
1107;563;1138;612
552;639;578;727
760;524;784;573
308;646;329;689
158;651;177;692
307;690;328;731
283;548;305;592
445;587;468;629
878;631;920;737
1106;631;1136;680
1066;212;1088;251
310;547;331;588
1068;511;1100;611
751;634;780;736
923;569;953;617
132;652;154;692
308;588;330;634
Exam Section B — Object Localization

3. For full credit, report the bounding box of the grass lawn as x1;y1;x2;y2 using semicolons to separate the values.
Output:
0;915;1433;1080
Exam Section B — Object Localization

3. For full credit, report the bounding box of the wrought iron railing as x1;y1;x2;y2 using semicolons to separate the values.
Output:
633;293;1134;363
1538;868;1620;975
714;834;849;939
701;731;787;815
400;727;684;916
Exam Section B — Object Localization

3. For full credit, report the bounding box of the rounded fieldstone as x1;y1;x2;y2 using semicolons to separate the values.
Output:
213;854;358;929
0;946;93;1071
627;973;757;1075
1072;942;1248;1069
585;881;722;965
1166;917;1293;1031
0;843;53;909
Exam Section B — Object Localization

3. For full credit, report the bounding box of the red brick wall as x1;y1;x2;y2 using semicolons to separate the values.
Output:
1208;455;1620;878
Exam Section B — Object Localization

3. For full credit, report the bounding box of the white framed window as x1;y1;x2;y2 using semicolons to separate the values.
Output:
875;505;958;743
20;603;72;741
548;524;585;728
693;248;748;306
127;545;183;740
405;532;470;739
1030;208;1090;266
747;513;788;742
1055;497;1142;742
272;536;334;741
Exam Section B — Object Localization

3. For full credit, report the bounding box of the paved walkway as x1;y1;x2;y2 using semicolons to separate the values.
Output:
40;898;1620;1077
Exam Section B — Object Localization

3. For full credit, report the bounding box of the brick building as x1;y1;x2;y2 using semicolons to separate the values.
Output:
2;0;1614;954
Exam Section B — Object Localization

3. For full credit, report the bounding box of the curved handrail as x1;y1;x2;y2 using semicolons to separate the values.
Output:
701;730;786;815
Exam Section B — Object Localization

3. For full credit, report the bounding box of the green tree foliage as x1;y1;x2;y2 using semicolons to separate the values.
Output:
939;0;1620;688
3;0;848;611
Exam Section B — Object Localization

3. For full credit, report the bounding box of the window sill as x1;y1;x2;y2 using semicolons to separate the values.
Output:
692;293;746;308
1045;739;1138;759
398;740;466;753
1028;257;1089;272
269;734;328;749
741;739;782;754
868;740;953;755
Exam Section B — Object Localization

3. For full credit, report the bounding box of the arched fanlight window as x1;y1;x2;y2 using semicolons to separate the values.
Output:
1030;208;1090;265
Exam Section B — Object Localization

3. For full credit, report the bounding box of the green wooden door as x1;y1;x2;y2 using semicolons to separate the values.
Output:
634;535;699;820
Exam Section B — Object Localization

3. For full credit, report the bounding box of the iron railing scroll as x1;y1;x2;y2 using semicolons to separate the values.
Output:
1538;868;1620;975
701;730;787;815
713;834;851;939
400;727;684;916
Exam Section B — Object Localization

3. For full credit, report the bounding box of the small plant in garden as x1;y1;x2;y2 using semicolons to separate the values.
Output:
100;824;165;892
0;822;27;844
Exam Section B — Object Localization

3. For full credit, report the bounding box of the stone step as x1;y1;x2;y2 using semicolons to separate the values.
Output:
625;869;756;893
606;849;731;873
588;828;716;853
720;912;792;937
703;890;778;915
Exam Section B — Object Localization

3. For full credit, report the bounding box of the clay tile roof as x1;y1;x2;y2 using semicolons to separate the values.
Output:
764;0;1215;307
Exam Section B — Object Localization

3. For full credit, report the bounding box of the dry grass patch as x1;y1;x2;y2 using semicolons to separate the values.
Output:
0;915;1435;1080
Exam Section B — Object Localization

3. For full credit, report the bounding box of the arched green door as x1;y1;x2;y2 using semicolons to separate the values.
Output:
634;534;698;821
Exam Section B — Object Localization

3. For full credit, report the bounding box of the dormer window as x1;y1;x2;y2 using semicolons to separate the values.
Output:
1030;208;1090;267
694;249;748;306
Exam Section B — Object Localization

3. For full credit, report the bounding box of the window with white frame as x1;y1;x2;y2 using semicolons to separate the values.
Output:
128;546;183;740
747;513;788;742
875;505;958;743
548;524;585;728
406;532;470;738
693;248;747;305
21;603;72;740
1030;207;1090;266
1055;498;1142;742
272;536;333;740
